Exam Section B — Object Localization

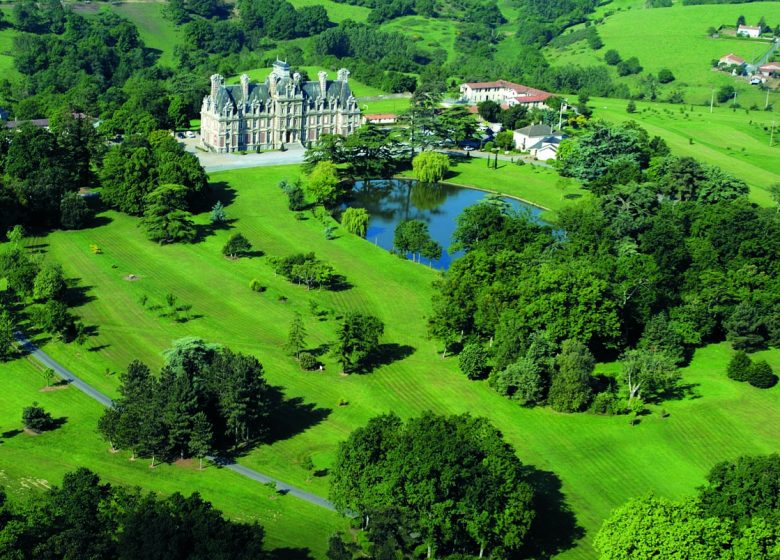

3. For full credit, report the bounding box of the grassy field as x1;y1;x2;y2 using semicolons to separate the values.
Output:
0;24;18;80
360;97;411;115
288;0;370;23
589;96;780;206
11;163;777;558
228;66;386;98
382;16;459;63
72;2;181;67
0;358;349;557
544;2;780;109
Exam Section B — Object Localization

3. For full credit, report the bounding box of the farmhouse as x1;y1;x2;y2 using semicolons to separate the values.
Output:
513;123;562;151
200;61;362;153
459;80;553;109
737;25;762;38
759;62;780;77
362;113;397;125
718;53;745;67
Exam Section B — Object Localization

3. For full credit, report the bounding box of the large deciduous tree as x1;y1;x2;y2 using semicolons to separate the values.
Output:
333;313;384;373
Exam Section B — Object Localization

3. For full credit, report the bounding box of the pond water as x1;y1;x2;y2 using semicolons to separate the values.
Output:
346;179;545;270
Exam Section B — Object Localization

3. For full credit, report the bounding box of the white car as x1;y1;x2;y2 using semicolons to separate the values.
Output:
185;131;196;138
463;146;476;152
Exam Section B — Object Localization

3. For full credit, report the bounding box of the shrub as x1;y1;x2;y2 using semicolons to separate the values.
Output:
22;403;55;432
590;391;623;415
458;343;490;380
626;100;637;113
726;351;752;382
747;360;778;389
249;279;265;292
299;352;318;371
657;68;675;83
604;49;621;65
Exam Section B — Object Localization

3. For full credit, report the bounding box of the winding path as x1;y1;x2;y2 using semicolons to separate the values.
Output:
13;332;336;512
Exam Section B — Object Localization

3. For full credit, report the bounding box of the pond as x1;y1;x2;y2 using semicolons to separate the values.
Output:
345;179;546;270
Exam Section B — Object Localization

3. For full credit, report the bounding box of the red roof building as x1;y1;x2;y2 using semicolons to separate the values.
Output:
459;80;553;108
719;53;746;66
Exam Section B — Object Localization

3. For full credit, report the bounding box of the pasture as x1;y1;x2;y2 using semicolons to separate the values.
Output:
14;163;780;558
288;0;370;23
590;96;780;206
544;2;780;109
381;16;459;63
0;358;348;557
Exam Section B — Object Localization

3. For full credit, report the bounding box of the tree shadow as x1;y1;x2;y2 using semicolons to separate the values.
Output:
363;343;416;372
206;181;238;209
267;547;315;560
660;382;700;402
265;393;332;445
64;280;96;308
305;343;331;358
518;466;584;559
1;429;22;439
88;214;113;228
24;243;49;253
327;275;353;292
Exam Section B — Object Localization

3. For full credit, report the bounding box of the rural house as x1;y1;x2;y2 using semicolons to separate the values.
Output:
200;61;362;153
737;25;762;38
718;53;746;67
459;80;552;109
759;62;780;77
529;137;563;161
513;123;562;151
362;113;397;125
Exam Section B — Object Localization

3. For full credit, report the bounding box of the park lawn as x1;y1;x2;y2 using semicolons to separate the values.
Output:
73;2;181;67
287;0;370;23
0;357;349;557
590;96;780;206
381;16;459;63
228;66;386;98
543;2;780;109
360;98;411;115
22;163;780;558
398;156;589;216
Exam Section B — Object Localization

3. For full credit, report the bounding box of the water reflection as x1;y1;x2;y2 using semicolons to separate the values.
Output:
346;179;544;269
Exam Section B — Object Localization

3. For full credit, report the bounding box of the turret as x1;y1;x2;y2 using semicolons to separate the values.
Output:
318;71;328;97
240;74;250;102
210;74;223;99
337;68;350;83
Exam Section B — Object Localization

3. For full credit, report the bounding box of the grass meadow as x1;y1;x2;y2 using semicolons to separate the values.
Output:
381;16;459;63
589;96;780;206
6;163;777;558
288;0;370;23
543;2;780;109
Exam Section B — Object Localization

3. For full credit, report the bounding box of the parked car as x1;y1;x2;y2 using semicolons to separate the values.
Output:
464;145;476;152
185;131;196;138
176;132;185;138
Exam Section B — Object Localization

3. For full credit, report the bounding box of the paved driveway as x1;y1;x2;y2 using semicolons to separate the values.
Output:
180;135;306;173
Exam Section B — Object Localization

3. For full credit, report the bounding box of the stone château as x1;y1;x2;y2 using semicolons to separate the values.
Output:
200;61;361;152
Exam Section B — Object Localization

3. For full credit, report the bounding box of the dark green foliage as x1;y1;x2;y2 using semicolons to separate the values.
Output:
99;341;274;461
141;184;197;244
33;263;67;303
489;357;545;405
333;312;384;373
626;100;637;113
638;313;687;365
548;340;594;413
298;352;318;371
717;85;736;104
617;56;643;76
222;233;252;258
604;49;621;65
285;312;307;359
726;351;752;382
458;342;490;380
330;412;537;557
270;252;341;290
0;310;15;362
285;183;306;211
0;468;265;559
477;100;501;122
725;301;770;352
59;192;92;230
209;201;227;225
657;68;675;83
393;220;441;263
22;402;56;432
746;360;777;389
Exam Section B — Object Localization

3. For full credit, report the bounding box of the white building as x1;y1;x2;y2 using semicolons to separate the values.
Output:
513;124;560;151
459;80;553;109
737;25;762;38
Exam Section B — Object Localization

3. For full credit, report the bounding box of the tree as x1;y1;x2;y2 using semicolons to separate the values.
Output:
285;312;307;359
726;351;752;382
22;403;56;432
7;225;24;246
393;220;440;263
60;192;91;229
222;233;252;258
617;56;643;76
621;349;680;404
0;310;15;361
341;207;370;237
209;201;227;225
458;343;490;380
307;161;341;206
657;68;675;83
333;313;384;373
33;263;67;302
604;49;621;65
141;184;197;244
737;14;746;27
188;411;213;470
747;360;777;389
477;100;501;122
548;340;594;413
412;151;449;183
725;301;768;352
495;130;515;150
326;533;355;560
717;84;736;104
626;100;637;113
489;357;545;406
285;182;306;211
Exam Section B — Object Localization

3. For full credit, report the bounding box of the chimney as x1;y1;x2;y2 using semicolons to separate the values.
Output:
210;74;223;99
269;75;277;97
240;74;250;101
318;71;328;97
337;68;349;83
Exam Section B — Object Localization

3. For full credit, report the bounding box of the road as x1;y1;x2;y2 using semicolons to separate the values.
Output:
13;332;336;512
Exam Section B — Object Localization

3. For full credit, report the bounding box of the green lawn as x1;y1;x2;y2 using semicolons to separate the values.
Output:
544;2;780;109
360;97;410;114
73;2;181;67
589;96;780;206
288;0;370;23
0;24;19;79
228;66;386;98
0;358;349;557
15;163;780;558
381;16;459;63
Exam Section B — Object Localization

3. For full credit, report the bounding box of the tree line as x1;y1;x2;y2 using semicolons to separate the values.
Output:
0;468;266;559
429;120;780;413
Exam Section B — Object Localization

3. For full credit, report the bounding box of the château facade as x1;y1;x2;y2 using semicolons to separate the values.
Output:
200;61;361;153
